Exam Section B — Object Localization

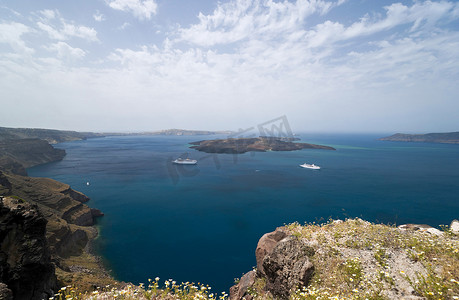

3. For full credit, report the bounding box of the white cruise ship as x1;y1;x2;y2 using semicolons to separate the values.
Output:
300;163;320;170
173;158;197;165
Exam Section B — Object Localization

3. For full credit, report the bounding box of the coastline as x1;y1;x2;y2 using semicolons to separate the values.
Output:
0;128;121;294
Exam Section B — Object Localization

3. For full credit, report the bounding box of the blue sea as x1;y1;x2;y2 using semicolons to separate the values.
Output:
28;133;459;292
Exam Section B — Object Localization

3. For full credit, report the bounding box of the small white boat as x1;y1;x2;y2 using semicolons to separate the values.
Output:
173;158;197;165
300;163;320;170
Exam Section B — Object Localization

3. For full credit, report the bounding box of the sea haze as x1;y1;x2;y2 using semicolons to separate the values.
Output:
28;134;459;292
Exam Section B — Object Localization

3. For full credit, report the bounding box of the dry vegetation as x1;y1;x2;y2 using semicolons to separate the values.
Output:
283;219;459;300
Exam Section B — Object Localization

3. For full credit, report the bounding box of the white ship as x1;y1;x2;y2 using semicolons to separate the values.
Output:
173;158;197;165
300;163;320;170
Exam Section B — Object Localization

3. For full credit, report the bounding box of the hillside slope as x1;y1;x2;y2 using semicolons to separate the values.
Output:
380;132;459;144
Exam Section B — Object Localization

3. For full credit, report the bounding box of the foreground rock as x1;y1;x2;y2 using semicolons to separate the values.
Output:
0;197;57;299
263;236;315;299
231;218;459;300
190;137;335;154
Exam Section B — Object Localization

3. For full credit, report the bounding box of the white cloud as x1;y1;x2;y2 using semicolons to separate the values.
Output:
177;0;343;47
62;23;98;41
0;22;34;54
1;0;459;132
105;0;158;20
36;10;98;42
93;11;105;22
119;22;131;30
46;41;86;59
39;9;56;20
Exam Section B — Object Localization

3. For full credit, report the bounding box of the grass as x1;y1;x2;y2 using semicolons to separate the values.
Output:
51;278;228;300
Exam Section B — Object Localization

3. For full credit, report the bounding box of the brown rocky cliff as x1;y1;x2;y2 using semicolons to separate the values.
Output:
0;139;65;175
4;174;96;226
0;197;57;299
0;171;111;293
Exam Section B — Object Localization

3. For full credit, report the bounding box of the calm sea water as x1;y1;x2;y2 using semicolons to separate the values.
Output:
28;133;459;292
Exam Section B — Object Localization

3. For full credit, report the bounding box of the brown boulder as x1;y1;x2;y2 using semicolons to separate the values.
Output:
262;236;315;299
255;228;287;276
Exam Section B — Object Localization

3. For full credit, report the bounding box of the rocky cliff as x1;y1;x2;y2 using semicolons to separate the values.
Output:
0;139;65;175
379;132;459;144
190;137;335;154
0;126;104;176
0;171;114;298
230;218;459;300
0;196;57;300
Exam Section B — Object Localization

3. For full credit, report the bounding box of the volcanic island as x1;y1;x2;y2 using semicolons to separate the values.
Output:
189;137;336;154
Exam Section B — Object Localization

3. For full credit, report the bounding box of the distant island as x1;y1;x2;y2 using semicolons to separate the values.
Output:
0;126;232;141
379;132;459;144
189;137;335;154
0;126;103;144
105;128;233;136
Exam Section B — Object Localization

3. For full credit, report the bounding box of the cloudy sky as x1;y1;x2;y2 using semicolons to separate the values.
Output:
1;0;458;133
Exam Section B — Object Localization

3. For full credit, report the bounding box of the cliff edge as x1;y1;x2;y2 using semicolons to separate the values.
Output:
230;218;459;300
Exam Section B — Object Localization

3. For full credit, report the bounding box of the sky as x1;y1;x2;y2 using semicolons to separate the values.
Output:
0;0;458;133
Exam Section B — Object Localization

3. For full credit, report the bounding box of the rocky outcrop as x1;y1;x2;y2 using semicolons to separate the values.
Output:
3;173;96;226
262;236;315;299
229;270;256;300
231;219;459;300
240;229;315;299
0;172;100;255
0;197;57;299
255;228;287;275
61;187;90;203
190;137;335;154
90;208;104;218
